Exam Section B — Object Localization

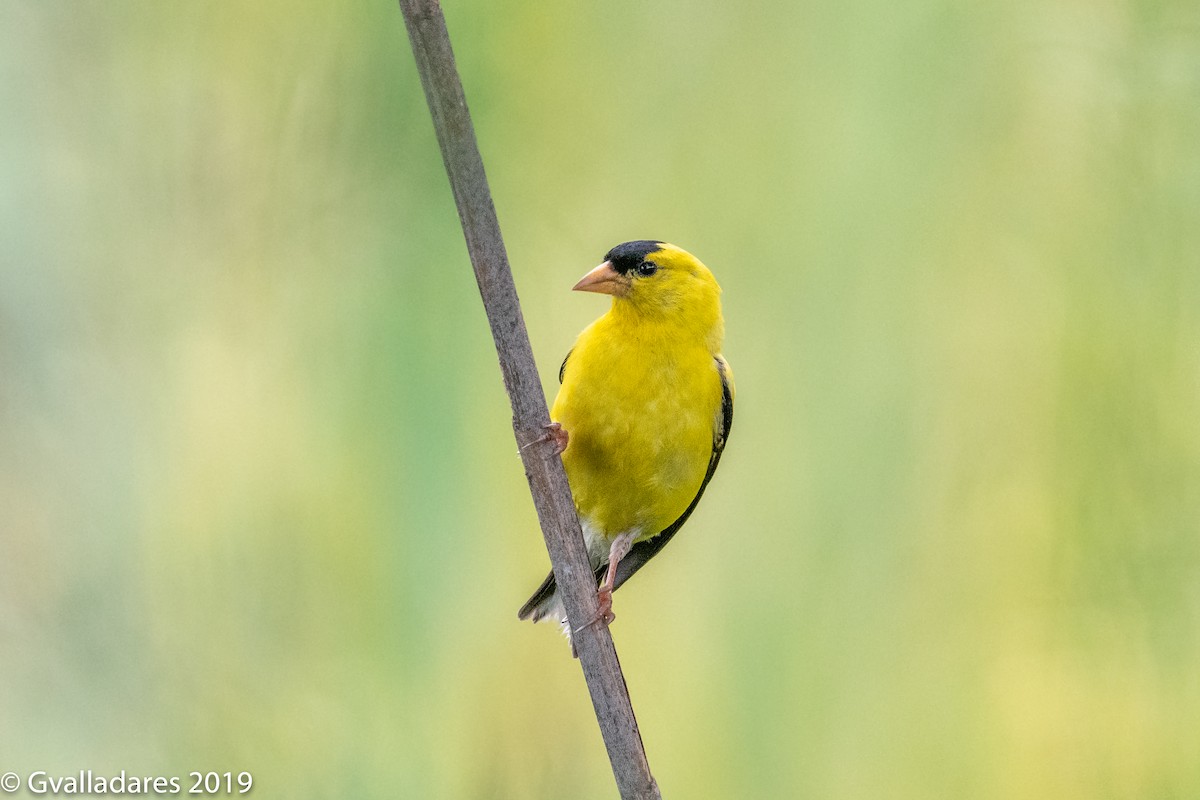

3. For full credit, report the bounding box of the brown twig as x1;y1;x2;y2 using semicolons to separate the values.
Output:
396;2;661;798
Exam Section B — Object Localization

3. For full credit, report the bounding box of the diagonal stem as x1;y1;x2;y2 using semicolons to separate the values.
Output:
396;2;661;798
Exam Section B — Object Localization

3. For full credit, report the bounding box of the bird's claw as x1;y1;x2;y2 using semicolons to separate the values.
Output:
544;422;569;455
522;422;569;456
574;587;616;632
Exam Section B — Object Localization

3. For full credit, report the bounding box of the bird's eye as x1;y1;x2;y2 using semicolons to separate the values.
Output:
636;261;658;277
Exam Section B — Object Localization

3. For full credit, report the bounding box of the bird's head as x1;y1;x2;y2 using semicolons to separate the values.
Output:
573;241;722;327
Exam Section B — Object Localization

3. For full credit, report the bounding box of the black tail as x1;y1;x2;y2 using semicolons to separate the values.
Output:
518;561;612;622
517;570;558;621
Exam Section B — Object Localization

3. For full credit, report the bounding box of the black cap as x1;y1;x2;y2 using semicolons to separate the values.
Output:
604;240;664;275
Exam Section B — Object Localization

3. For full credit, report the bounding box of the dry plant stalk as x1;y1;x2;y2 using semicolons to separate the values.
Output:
397;1;662;797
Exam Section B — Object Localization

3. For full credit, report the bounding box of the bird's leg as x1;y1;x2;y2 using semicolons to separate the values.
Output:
578;532;635;631
521;422;569;456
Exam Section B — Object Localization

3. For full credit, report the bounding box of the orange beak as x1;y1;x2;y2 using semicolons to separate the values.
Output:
572;261;629;296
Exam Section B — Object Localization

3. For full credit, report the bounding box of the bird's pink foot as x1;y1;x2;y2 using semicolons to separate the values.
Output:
545;422;569;454
522;422;569;456
595;586;615;625
575;586;615;632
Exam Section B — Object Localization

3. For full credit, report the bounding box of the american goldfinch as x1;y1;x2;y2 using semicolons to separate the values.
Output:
518;240;734;636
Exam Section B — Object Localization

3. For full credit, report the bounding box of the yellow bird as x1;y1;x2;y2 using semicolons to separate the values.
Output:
518;240;734;637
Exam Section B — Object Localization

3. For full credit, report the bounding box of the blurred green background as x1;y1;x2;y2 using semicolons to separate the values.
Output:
2;1;1199;797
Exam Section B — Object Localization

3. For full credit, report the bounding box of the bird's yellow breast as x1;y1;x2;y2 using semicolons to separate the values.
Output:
552;312;722;543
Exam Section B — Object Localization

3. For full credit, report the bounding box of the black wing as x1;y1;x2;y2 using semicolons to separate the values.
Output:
558;349;573;384
605;356;734;592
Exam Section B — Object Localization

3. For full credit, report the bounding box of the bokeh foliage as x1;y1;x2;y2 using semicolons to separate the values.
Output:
2;1;1198;797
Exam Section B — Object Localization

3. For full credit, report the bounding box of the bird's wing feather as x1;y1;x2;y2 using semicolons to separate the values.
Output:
558;349;573;384
606;355;734;591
